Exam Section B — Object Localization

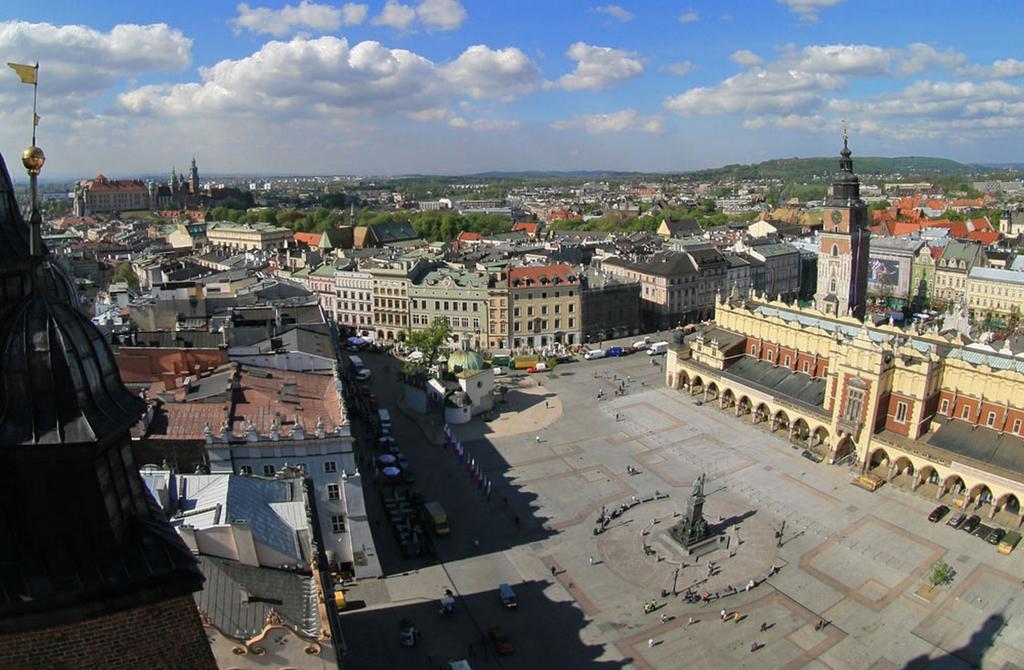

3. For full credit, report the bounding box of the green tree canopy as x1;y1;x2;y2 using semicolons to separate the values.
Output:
112;262;139;291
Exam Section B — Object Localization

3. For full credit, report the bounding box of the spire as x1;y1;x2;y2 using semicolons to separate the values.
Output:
831;121;860;203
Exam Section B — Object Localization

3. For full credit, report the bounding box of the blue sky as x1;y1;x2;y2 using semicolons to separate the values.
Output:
2;0;1024;177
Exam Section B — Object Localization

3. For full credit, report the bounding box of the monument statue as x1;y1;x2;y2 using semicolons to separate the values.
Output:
669;472;713;550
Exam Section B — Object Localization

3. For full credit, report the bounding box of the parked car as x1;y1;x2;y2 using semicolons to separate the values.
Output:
487;626;514;655
946;512;966;528
961;515;981;533
928;505;950;522
987;528;1006;545
493;366;506;376
971;523;993;540
606;346;624;357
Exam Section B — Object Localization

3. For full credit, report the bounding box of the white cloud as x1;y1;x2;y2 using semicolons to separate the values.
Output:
791;44;890;75
372;0;417;30
678;10;699;23
665;60;695;76
448;116;520;130
551;109;661;134
341;3;370;25
730;50;763;67
442;44;539;99
742;118;768;129
555;42;644;91
371;0;467;31
777;0;845;22
0;20;191;105
233;1;344;36
665;67;842;115
116;36;538;125
594;5;633;22
957;58;1024;80
895;43;966;75
417;0;467;31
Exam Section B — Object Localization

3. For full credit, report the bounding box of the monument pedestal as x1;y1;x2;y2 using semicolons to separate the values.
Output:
682;534;724;558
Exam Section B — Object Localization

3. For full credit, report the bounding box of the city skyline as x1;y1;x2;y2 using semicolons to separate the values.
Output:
3;0;1024;178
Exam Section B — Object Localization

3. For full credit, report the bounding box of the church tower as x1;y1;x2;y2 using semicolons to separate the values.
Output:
188;156;199;195
814;129;870;320
0;149;215;668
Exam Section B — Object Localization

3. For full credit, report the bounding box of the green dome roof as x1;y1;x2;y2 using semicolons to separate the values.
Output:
448;349;484;372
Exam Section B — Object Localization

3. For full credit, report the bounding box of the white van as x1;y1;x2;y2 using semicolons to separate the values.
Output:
632;338;651;350
584;349;606;360
648;341;669;356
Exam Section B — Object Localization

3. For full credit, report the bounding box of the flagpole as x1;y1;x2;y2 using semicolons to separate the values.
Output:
31;62;38;146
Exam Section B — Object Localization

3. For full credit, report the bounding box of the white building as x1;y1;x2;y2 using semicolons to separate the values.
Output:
336;267;374;336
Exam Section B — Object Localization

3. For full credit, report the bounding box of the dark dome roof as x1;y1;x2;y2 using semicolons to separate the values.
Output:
0;288;145;445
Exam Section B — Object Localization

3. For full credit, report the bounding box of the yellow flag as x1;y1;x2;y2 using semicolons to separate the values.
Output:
7;62;37;85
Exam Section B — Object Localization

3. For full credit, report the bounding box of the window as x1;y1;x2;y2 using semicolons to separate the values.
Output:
1014;419;1022;434
940;398;949;414
327;484;340;500
802;361;810;373
987;412;997;427
831;245;839;257
331;514;346;533
513;307;520;317
843;388;864;423
895;401;908;423
961;405;971;420
783;355;790;367
239;466;253;476
751;346;759;357
324;461;337;473
263;464;276;476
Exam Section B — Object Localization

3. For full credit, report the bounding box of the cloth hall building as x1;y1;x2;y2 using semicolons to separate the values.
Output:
666;139;1024;530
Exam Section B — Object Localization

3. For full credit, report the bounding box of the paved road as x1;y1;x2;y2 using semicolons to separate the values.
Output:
339;349;1024;669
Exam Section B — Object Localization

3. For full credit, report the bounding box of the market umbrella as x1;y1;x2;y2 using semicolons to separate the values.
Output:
377;454;397;464
382;466;401;477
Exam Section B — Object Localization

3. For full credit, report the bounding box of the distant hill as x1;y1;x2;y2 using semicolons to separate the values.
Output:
688;156;972;182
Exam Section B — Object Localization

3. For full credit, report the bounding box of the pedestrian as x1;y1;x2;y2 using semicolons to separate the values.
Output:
720;608;726;621
750;642;759;653
660;613;668;623
648;638;655;649
760;622;767;632
688;616;695;625
535;435;541;443
589;556;594;566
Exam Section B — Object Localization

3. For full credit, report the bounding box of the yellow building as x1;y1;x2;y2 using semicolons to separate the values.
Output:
966;266;1024;318
206;221;293;251
665;141;1024;529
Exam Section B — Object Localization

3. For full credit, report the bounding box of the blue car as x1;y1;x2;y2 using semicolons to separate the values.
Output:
606;346;624;357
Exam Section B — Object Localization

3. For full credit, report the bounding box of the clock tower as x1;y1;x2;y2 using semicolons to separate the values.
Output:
814;130;870;319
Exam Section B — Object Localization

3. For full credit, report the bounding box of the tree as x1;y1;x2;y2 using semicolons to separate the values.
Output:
929;559;951;587
112;262;139;291
405;318;451;366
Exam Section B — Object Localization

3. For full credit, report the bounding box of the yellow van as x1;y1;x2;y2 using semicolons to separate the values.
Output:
853;473;884;492
998;530;1021;554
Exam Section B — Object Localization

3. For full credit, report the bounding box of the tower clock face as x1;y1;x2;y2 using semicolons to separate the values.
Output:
831;210;842;224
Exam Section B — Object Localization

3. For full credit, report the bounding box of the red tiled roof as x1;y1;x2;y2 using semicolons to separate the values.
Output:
508;263;577;286
457;231;484;241
966;230;1000;245
293;232;322;246
512;222;538;233
928;245;944;260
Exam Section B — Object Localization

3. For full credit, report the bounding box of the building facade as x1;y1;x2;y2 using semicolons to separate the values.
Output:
206;221;293;251
486;282;510;351
508;264;582;350
73;174;150;215
580;268;642;344
363;256;428;341
335;266;373;336
409;267;490;350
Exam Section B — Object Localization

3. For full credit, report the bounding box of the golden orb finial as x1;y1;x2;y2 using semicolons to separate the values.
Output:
21;145;45;175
